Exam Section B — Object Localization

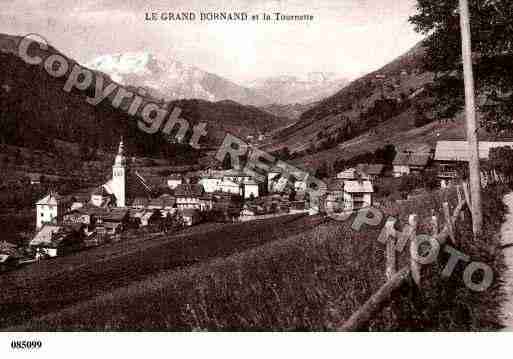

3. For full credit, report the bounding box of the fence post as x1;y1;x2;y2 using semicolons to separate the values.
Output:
408;214;420;287
456;185;465;220
443;202;456;245
385;218;396;281
462;181;472;211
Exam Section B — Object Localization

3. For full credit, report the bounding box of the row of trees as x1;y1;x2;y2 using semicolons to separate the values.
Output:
410;0;513;132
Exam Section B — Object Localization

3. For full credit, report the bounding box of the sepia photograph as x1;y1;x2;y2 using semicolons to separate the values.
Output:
1;0;513;355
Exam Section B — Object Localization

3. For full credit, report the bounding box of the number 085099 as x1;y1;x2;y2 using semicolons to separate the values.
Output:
11;340;42;350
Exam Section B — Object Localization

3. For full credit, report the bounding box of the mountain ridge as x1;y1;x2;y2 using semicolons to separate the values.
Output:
86;52;273;106
0;33;286;162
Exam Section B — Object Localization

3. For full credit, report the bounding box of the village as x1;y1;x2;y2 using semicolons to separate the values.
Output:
1;135;511;273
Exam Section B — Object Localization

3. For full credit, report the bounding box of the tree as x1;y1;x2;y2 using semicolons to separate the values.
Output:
315;161;330;179
399;173;424;193
414;102;432;127
222;154;233;170
423;169;440;190
490;146;513;178
288;188;296;202
280;147;291;161
374;144;397;164
399;170;439;193
410;0;513;132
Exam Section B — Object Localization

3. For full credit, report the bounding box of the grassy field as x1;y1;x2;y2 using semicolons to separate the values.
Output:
1;186;507;331
0;214;322;329
8;216;384;331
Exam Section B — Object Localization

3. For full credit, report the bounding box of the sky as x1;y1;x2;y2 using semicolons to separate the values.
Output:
1;0;425;83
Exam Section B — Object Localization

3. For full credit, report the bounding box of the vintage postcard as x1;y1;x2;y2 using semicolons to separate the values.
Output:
1;0;513;355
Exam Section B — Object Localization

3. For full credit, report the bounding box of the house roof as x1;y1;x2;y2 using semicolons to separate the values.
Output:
0;241;18;256
356;164;385;176
102;208;129;222
198;170;225;179
73;204;108;216
36;192;69;206
434;141;513;162
344;180;374;193
336;168;370;180
243;179;259;186
62;222;86;233
148;195;176;208
30;225;61;247
220;179;240;187
175;184;205;197
103;222;123;230
168;174;183;180
393;153;431;167
132;197;150;207
327;179;345;192
222;169;251;178
397;143;432;154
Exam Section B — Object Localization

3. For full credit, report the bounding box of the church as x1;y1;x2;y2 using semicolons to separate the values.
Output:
35;139;154;230
93;138;129;208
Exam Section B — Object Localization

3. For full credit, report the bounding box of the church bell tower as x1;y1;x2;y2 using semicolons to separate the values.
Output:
112;138;126;207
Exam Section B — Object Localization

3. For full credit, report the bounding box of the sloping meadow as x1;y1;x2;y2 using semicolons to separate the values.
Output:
15;186;508;331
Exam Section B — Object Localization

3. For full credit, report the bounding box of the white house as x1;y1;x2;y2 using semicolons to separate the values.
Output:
35;192;71;229
324;179;373;213
219;178;243;196
267;168;282;192
181;209;201;226
30;225;61;257
324;179;346;213
343;180;374;209
90;186;113;207
434;140;513;187
221;169;252;183
175;184;206;210
148;194;177;216
392;152;431;177
268;166;308;193
242;179;259;199
167;175;183;190
198;170;248;196
199;174;223;193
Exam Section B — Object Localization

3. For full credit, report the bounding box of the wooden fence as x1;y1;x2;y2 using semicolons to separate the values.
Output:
338;183;470;331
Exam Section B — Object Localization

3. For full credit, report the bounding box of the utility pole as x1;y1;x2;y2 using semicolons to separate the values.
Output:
458;0;483;236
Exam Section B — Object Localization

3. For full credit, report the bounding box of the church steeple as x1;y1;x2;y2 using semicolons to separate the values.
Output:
114;136;126;166
112;137;127;207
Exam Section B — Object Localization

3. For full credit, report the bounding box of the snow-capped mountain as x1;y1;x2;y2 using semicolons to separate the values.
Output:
86;52;271;106
248;72;349;105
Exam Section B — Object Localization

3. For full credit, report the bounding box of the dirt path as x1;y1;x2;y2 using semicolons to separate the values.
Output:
501;192;513;330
